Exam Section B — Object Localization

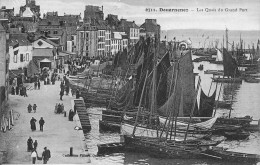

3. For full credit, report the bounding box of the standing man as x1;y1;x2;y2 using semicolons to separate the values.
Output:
33;140;38;150
34;81;37;90
23;86;28;97
42;147;51;164
38;81;41;90
30;117;37;131
60;90;64;100
33;104;37;113
39;117;45;131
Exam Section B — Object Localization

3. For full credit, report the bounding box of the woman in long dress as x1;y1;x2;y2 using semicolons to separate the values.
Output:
30;117;37;131
27;137;33;152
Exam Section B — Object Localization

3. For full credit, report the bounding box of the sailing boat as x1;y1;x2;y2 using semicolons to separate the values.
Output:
123;46;225;158
212;48;242;83
210;48;223;64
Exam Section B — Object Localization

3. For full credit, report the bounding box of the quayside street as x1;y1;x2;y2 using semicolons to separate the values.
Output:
0;74;90;164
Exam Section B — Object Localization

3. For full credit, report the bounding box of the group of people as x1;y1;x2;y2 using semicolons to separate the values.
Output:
27;137;51;164
27;104;37;113
30;117;45;131
59;75;71;100
11;84;28;97
33;80;41;90
55;103;64;114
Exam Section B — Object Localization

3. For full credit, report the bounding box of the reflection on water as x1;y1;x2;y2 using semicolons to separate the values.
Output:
83;59;260;165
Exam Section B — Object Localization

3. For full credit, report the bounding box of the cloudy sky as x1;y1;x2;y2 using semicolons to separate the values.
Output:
1;0;260;30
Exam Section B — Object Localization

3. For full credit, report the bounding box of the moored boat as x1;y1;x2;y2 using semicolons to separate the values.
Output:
203;147;260;163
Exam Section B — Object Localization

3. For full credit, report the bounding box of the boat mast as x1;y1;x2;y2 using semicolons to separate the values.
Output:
132;70;149;136
184;76;201;141
226;28;228;51
150;35;159;124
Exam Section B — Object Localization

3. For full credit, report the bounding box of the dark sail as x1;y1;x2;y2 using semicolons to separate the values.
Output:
223;48;240;77
197;89;216;117
156;52;171;107
157;50;195;117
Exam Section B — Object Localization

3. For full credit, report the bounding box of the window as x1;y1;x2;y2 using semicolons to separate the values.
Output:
53;31;58;34
14;54;17;63
26;53;29;61
20;54;24;62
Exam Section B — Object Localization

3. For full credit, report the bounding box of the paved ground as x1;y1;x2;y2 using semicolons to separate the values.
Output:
0;75;90;164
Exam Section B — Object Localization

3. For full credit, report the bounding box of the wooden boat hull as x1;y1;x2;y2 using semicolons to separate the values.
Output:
99;120;121;133
209;61;223;64
224;131;250;140
121;123;210;141
203;147;260;163
124;135;224;159
244;77;260;83
212;77;242;83
216;116;252;126
204;70;223;75
97;142;125;155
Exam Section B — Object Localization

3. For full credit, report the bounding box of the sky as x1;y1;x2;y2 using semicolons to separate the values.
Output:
1;0;260;30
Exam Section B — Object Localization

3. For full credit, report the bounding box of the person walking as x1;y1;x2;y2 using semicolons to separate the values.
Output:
33;140;38;150
34;81;37;90
30;117;37;131
15;86;19;95
42;147;51;164
23;86;28;97
27;137;33;152
33;104;37;113
39;117;45;131
60;90;64;100
28;104;32;113
37;81;41;90
31;149;37;164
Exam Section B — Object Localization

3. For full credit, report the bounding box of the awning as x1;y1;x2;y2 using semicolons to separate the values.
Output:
40;58;52;63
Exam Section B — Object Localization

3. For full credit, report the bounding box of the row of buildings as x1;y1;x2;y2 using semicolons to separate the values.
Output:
0;0;161;121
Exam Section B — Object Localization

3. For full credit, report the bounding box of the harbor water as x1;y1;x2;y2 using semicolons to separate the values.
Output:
83;59;260;165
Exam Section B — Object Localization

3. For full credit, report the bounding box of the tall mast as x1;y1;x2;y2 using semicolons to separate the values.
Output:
150;35;159;123
226;28;228;51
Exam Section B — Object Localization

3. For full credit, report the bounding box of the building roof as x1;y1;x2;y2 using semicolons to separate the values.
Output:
35;36;59;47
38;19;60;26
9;33;31;46
119;19;139;29
140;19;160;34
33;48;54;57
76;23;97;31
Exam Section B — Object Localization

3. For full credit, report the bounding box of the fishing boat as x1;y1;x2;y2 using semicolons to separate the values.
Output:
212;48;242;83
224;130;250;140
124;135;225;159
203;147;260;163
192;58;202;62
244;77;260;83
210;48;223;64
204;70;223;75
121;39;226;159
97;142;125;155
